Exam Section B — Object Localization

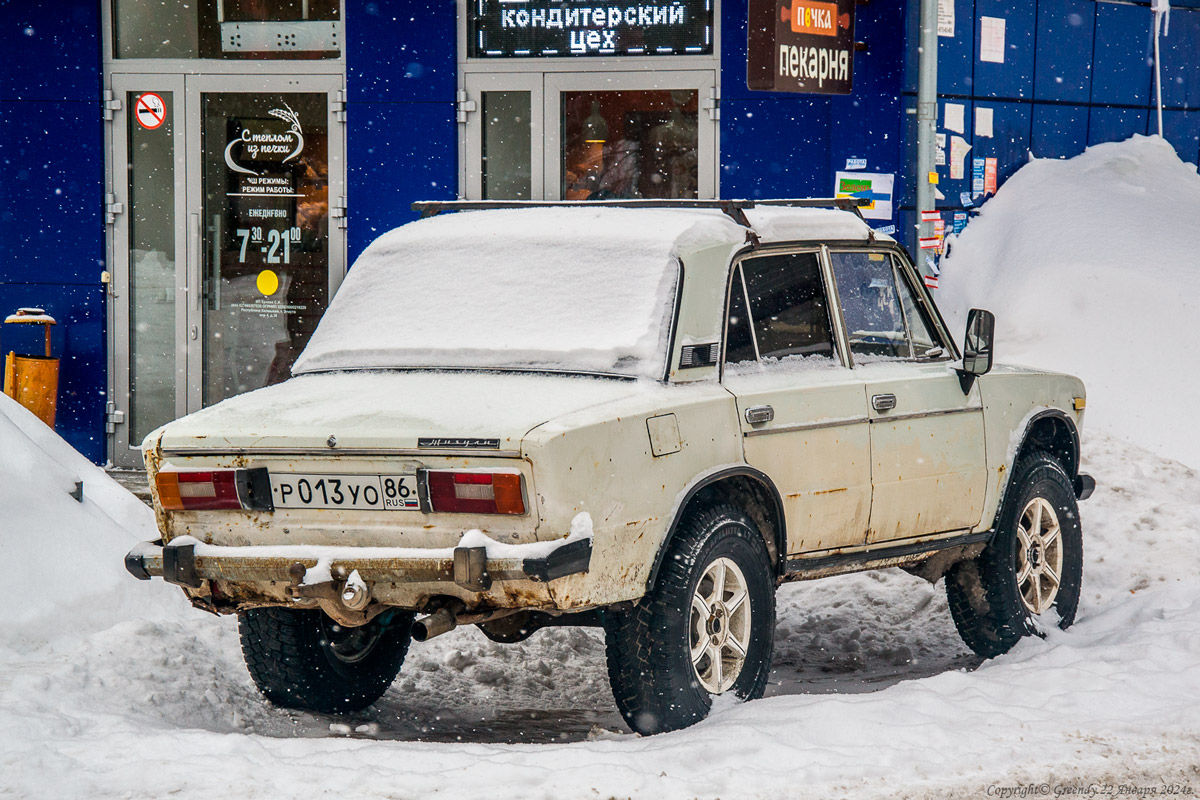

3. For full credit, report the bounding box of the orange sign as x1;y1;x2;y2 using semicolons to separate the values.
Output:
781;1;851;36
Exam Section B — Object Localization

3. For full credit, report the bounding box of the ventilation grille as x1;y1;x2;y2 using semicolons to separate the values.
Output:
679;343;720;369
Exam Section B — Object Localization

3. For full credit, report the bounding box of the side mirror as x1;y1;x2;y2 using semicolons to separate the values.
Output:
957;308;995;393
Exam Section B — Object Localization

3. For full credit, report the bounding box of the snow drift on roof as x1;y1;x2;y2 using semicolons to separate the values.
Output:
939;134;1200;469
293;207;743;378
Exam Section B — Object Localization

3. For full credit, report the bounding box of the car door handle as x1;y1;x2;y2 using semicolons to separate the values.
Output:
745;405;775;424
872;394;897;412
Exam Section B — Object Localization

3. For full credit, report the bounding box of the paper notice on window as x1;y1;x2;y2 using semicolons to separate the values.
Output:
980;16;1006;63
938;0;955;37
944;102;965;134
936;133;947;166
950;135;972;181
975;107;994;138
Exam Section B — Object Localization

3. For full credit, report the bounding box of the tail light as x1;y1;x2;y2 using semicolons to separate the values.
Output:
423;470;526;515
156;468;273;512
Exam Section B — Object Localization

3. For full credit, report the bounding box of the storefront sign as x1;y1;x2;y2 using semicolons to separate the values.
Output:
747;0;856;94
469;0;713;57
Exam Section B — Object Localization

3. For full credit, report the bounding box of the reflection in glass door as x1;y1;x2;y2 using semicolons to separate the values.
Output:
199;91;330;404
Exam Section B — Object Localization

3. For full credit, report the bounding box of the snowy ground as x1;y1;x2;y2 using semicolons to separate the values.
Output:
3;137;1200;798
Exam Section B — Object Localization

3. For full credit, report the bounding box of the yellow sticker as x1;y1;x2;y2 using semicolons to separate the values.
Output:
256;269;279;296
869;253;885;261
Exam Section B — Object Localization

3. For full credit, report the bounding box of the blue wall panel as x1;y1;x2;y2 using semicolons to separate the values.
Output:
1033;0;1094;103
937;0;976;96
933;97;973;207
976;101;1031;185
345;0;456;103
1091;3;1154;106
721;0;755;101
0;0;100;102
1088;106;1149;145
720;97;830;199
347;102;456;261
1163;110;1200;165
973;0;1036;99
1031;103;1088;159
0;100;105;285
1158;9;1200;109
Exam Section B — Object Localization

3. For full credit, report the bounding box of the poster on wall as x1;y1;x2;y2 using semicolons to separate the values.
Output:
834;171;894;220
747;0;856;94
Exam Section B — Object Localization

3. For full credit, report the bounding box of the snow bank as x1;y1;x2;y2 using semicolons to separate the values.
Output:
0;394;173;637
938;135;1200;469
293;207;742;379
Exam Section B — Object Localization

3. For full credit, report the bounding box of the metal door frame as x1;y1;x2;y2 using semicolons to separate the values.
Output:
106;73;346;467
106;73;188;467
461;72;545;200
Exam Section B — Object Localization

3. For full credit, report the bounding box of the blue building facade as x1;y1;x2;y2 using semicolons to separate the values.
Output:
1;0;1197;464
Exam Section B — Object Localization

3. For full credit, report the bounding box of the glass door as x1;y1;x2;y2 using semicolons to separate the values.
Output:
187;75;345;409
545;71;717;201
107;74;345;467
108;74;189;466
460;71;717;201
462;73;543;200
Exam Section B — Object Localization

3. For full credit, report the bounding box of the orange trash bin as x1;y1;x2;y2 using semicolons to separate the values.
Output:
3;307;59;428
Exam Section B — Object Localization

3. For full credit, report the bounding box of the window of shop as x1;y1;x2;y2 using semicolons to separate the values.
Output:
112;0;341;60
458;0;721;200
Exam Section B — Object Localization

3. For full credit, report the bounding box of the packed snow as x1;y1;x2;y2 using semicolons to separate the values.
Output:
939;134;1200;471
3;137;1200;798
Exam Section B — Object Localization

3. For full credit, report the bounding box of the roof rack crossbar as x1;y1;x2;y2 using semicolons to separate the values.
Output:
411;197;868;224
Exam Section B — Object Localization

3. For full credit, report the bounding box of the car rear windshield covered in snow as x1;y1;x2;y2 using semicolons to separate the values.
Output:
292;207;740;379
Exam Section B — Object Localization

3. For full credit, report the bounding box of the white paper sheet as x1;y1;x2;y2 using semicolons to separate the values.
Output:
950;135;972;181
975;107;994;138
944;102;965;134
981;16;1006;63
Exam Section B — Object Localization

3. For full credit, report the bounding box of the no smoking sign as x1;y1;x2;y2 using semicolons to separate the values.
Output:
134;92;166;130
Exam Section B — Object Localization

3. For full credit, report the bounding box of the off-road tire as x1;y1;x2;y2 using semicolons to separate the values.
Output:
946;451;1083;658
603;503;775;735
239;607;414;713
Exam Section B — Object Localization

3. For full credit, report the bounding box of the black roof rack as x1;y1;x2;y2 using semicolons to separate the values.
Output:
410;197;869;226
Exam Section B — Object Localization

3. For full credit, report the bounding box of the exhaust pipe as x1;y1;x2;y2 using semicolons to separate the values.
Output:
412;607;458;642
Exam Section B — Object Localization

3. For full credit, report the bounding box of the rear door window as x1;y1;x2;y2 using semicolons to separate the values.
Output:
724;251;837;367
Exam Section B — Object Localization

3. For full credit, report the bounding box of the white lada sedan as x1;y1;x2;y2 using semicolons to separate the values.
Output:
125;200;1094;735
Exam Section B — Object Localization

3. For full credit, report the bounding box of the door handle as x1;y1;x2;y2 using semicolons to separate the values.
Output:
872;394;897;412
189;212;201;313
745;405;774;424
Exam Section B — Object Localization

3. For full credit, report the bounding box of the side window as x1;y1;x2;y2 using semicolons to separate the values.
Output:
830;250;945;360
829;251;907;359
724;252;836;366
724;266;757;364
894;267;942;357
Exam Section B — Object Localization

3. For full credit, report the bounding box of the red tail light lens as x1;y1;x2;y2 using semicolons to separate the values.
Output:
425;471;526;515
155;468;273;512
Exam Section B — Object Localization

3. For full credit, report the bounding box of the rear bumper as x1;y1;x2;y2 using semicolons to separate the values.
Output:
124;533;593;595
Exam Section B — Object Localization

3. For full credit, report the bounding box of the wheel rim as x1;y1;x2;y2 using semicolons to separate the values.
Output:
689;556;752;694
319;616;383;664
1015;497;1064;615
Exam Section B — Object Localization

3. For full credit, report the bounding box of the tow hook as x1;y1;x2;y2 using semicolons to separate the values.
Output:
288;563;373;613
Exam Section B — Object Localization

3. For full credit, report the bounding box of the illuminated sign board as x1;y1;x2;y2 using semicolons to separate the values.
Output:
747;0;855;94
469;0;714;58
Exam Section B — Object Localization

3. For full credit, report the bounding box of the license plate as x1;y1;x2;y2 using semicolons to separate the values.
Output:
270;473;420;511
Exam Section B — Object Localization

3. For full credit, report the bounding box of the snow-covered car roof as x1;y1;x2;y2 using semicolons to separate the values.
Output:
293;205;882;379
